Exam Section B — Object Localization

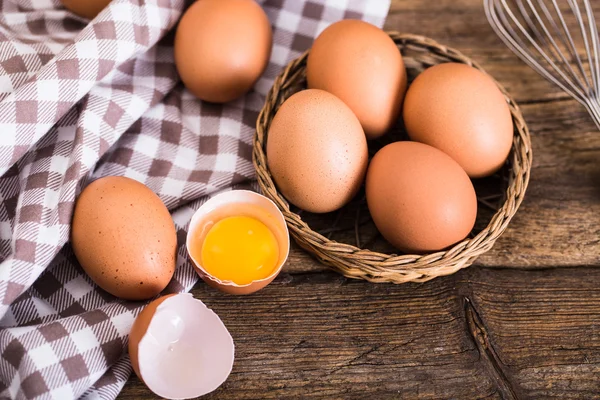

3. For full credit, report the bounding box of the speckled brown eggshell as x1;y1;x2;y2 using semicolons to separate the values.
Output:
197;272;277;295
366;141;477;253
71;176;177;300
307;19;407;139
174;0;272;103
267;89;368;213
61;0;111;19
403;63;514;178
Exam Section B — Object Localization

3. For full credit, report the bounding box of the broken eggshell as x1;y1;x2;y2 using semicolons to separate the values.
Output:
186;190;290;295
129;293;234;399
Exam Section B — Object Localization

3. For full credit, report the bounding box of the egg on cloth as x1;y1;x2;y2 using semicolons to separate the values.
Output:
71;176;176;300
403;63;514;178
60;0;111;19
366;141;477;253
174;0;272;103
187;190;290;295
267;89;368;213
307;19;408;139
129;293;234;399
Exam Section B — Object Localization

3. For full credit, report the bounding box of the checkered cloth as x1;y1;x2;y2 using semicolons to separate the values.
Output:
0;0;389;398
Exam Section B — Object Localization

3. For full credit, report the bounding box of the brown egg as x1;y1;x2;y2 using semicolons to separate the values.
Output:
174;0;272;103
267;89;368;213
71;176;177;300
366;141;477;253
307;19;407;139
403;63;514;178
61;0;111;19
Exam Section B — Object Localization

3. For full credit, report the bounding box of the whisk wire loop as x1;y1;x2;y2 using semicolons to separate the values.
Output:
485;0;600;130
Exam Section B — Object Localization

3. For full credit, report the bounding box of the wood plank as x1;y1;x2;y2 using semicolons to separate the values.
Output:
121;267;600;399
120;271;496;399
468;268;600;399
478;101;600;267
387;0;569;104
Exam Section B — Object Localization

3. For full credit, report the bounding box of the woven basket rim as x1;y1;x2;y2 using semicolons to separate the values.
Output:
253;32;533;284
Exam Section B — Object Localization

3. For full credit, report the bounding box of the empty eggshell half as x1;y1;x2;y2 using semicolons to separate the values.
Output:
129;294;234;399
186;190;290;295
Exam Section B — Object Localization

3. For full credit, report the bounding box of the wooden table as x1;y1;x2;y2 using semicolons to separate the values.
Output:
120;0;600;398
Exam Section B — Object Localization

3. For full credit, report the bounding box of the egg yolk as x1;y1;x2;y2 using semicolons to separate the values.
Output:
200;216;279;285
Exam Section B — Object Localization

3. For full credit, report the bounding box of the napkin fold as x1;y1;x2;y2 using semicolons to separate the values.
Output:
0;0;390;398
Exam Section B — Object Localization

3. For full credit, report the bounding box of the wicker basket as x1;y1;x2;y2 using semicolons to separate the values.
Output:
253;32;532;284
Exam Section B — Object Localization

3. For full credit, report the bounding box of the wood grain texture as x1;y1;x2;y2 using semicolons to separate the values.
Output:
121;267;600;399
467;268;600;399
120;0;600;398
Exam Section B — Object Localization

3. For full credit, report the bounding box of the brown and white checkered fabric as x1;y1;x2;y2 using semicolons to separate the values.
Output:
0;0;389;398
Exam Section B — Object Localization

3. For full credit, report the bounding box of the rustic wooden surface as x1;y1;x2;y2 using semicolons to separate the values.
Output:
120;0;600;398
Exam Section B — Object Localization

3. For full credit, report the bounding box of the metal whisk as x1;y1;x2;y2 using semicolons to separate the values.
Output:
484;0;600;130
